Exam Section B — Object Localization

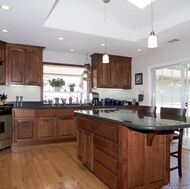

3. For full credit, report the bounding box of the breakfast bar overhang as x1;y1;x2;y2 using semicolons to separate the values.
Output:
75;109;190;189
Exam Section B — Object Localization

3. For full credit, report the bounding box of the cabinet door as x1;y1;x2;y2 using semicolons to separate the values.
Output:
110;57;122;88
25;48;43;86
58;115;76;139
83;129;94;170
77;127;83;162
121;58;131;89
7;46;25;84
13;118;36;142
38;117;57;140
0;40;6;84
77;127;93;170
91;54;110;88
91;53;131;89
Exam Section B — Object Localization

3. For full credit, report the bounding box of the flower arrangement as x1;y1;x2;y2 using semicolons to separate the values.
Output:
68;83;76;88
49;78;65;87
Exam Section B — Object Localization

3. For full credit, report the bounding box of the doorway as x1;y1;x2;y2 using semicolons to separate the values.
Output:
152;62;190;149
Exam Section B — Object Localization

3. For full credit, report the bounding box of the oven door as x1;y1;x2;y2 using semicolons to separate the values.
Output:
0;114;12;149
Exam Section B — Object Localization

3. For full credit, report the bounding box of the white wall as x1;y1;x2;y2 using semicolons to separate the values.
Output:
132;40;190;105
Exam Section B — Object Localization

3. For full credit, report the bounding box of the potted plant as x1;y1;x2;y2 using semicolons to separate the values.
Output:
68;83;76;92
49;78;65;91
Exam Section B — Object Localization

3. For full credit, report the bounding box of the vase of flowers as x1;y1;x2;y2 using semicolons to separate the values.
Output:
68;83;76;92
49;78;65;92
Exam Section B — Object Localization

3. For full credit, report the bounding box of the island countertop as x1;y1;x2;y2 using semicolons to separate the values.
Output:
75;108;190;131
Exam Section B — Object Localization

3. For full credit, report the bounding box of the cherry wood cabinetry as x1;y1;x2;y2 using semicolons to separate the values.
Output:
12;109;36;146
6;43;44;86
76;114;170;189
77;119;94;170
0;40;6;84
12;108;78;149
36;110;57;140
57;109;76;140
91;53;132;89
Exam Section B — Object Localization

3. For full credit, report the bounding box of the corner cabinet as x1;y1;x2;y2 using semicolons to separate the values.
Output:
91;53;132;89
6;43;44;86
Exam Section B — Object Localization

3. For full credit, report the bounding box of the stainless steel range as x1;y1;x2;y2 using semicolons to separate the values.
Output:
0;106;12;150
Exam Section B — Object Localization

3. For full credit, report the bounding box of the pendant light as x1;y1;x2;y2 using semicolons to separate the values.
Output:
148;0;157;48
83;54;91;81
102;0;110;63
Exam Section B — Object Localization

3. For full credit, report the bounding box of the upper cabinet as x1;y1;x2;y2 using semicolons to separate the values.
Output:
91;53;132;89
6;43;44;86
0;40;7;84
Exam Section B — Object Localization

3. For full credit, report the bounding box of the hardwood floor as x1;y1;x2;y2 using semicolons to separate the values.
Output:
0;142;190;189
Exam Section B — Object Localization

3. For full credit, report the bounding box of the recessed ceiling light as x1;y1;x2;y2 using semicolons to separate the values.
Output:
58;37;64;40
137;48;142;52
70;49;74;52
101;43;105;46
1;29;9;33
1;5;11;10
128;0;153;9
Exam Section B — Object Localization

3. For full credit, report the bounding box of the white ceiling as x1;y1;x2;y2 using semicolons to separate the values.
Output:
1;0;190;58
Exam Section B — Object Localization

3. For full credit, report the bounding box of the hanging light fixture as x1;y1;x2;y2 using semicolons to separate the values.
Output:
148;0;157;48
102;0;110;63
83;54;91;81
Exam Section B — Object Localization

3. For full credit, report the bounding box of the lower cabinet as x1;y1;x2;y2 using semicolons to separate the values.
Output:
77;116;119;188
12;109;36;145
36;109;57;140
12;108;77;149
57;110;76;140
38;117;57;140
77;127;93;170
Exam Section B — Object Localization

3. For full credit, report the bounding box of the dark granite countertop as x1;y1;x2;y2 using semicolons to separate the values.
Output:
11;101;132;109
75;109;190;131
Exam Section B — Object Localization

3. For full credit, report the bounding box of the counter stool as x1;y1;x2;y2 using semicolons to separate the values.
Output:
137;105;157;113
160;107;187;177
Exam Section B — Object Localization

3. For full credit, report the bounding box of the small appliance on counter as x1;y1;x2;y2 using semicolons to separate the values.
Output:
92;92;99;106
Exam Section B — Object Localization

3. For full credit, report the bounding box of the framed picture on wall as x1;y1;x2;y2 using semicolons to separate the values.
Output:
135;73;143;85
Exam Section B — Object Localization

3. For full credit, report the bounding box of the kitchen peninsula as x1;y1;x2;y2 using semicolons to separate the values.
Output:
75;109;190;189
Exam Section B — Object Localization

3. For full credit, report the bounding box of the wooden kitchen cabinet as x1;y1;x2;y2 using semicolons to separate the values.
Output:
77;117;94;170
36;110;57;140
6;43;44;86
12;109;36;144
0;40;6;84
57;109;76;140
91;53;132;89
11;107;92;149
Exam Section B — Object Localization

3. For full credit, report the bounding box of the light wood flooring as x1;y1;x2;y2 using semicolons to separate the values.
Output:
0;142;190;189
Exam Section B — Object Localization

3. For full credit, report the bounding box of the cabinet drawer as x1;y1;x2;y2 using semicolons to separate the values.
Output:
57;109;75;116
36;110;56;117
14;110;35;118
77;117;95;132
95;121;118;142
94;134;118;158
94;160;118;189
94;147;118;174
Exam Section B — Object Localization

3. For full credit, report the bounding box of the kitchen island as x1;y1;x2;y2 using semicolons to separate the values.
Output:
75;109;190;189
